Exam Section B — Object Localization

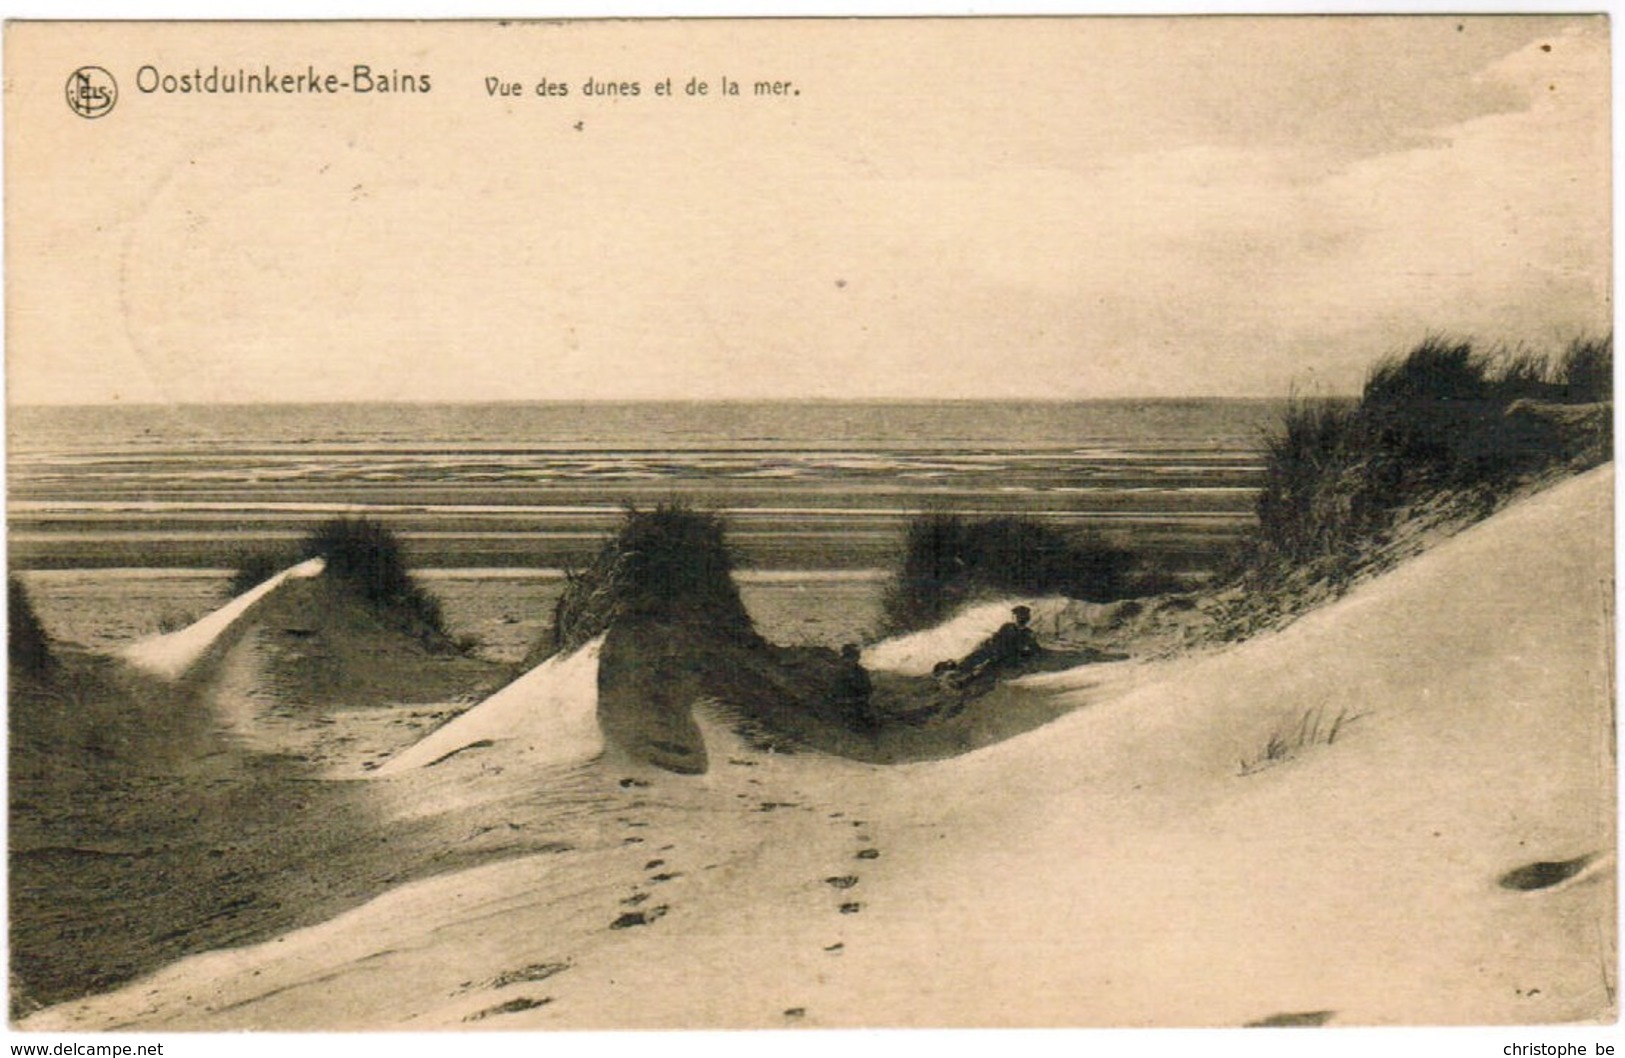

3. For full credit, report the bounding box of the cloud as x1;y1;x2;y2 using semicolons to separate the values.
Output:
11;18;1609;403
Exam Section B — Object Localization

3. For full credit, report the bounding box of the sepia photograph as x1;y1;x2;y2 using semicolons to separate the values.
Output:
3;14;1615;1037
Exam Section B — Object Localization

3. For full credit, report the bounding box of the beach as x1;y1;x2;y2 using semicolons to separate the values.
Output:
10;463;1615;1028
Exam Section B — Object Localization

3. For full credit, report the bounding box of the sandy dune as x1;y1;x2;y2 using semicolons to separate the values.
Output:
375;637;604;775
116;558;326;681
22;464;1614;1030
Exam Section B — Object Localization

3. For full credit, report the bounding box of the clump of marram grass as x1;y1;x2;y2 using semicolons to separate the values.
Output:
1247;334;1613;571
230;517;450;642
305;517;449;638
9;577;54;681
550;503;759;655
1557;335;1613;404
1250;394;1366;567
1239;705;1364;776
881;512;1138;634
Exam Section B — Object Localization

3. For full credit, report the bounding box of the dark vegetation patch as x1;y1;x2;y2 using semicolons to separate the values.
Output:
880;513;1144;634
9;577;54;682
549;503;759;657
1167;334;1616;645
230;517;454;648
1244;335;1611;577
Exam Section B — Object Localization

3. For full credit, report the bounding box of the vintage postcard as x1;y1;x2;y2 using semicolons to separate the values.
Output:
4;16;1614;1038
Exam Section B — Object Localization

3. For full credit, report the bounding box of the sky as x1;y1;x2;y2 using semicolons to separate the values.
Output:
4;15;1612;404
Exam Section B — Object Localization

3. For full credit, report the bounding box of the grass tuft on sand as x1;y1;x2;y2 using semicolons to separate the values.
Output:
1238;705;1364;776
1244;334;1611;577
231;517;452;645
550;503;759;656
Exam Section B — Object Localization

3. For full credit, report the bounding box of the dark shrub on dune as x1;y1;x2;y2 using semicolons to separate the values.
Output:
551;503;758;655
1359;337;1575;482
1558;335;1613;405
882;513;1137;633
304;517;448;637
1249;333;1613;570
9;576;54;681
1251;396;1369;565
230;517;449;641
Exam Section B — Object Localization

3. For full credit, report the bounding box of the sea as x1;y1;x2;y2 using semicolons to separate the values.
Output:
7;400;1279;576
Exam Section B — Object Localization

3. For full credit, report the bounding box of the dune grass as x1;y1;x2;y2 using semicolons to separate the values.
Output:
1557;335;1613;404
881;513;1139;633
550;503;759;655
1239;705;1363;776
230;517;450;641
1246;335;1612;572
9;576;54;681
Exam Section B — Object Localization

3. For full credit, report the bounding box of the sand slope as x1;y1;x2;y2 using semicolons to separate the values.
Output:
23;465;1614;1030
116;559;325;681
375;638;605;775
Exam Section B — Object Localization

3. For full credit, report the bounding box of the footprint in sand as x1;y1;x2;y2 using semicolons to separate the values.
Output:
464;996;553;1022
488;962;570;989
825;875;858;889
1498;852;1603;892
855;848;879;860
838;902;862;914
610;905;669;929
1245;1010;1334;1027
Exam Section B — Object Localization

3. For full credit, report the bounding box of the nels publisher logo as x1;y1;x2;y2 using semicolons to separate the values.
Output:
66;66;117;118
